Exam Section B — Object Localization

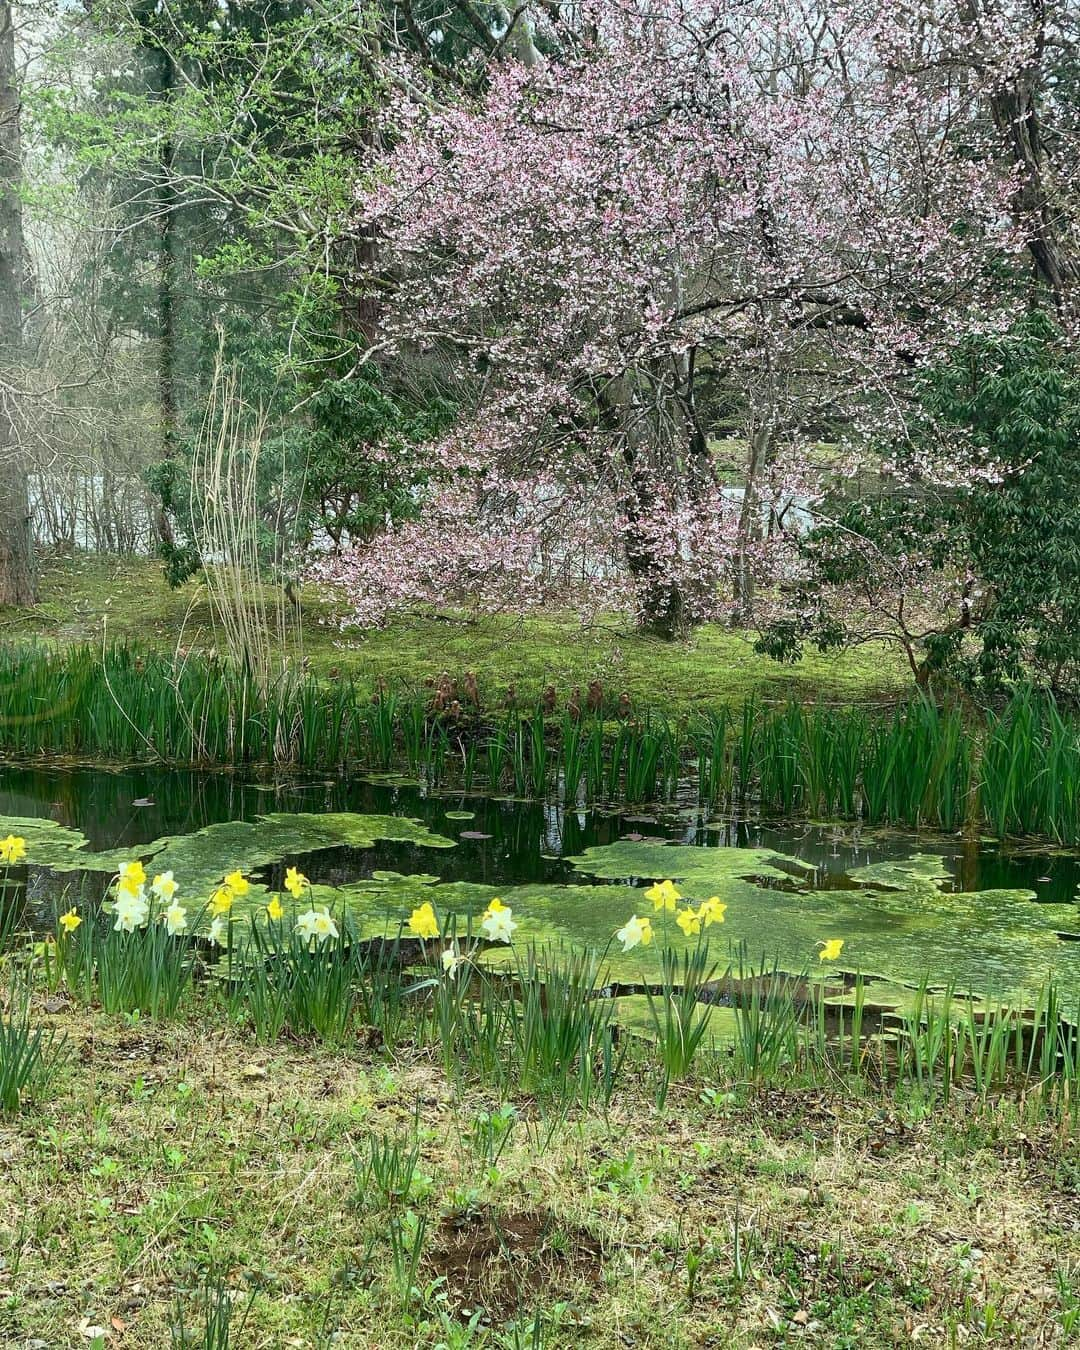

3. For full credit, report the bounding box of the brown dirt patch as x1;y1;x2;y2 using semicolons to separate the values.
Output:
427;1206;603;1319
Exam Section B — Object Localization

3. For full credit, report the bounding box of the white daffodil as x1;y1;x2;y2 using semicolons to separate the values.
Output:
207;915;227;945
311;909;339;944
295;909;319;943
441;945;466;977
480;905;517;944
113;890;149;932
163;903;187;936
616;914;653;952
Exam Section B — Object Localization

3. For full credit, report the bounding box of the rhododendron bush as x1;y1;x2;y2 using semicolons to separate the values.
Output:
313;0;1071;634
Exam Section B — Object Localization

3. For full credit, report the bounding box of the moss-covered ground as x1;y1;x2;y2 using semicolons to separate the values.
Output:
1;552;909;712
2;999;1078;1348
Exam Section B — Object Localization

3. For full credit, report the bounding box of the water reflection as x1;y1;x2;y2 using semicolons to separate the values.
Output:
0;760;1077;905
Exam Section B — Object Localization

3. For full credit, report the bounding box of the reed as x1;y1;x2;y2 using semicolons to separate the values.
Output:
6;642;1080;839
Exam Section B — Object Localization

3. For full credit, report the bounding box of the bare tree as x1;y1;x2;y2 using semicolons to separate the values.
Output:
0;2;34;604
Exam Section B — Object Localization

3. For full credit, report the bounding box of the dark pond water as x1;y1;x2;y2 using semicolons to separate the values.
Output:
3;757;1079;903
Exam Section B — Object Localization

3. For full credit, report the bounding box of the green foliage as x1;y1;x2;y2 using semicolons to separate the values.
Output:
32;1;452;584
0;975;68;1114
764;313;1080;694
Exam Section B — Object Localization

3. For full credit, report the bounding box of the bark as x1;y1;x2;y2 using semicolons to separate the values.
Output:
0;2;35;605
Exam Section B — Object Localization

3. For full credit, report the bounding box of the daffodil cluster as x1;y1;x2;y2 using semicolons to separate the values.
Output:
109;861;190;934
616;880;729;952
210;869;250;916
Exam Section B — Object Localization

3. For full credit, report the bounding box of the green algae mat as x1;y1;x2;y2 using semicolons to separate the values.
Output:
5;811;1080;1003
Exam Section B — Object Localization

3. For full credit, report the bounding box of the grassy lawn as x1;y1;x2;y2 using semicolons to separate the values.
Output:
1;553;910;713
2;1002;1078;1348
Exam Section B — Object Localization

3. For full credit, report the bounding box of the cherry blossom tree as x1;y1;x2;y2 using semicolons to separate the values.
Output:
318;0;1069;635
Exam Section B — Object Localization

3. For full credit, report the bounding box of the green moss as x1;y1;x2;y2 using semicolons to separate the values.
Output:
5;552;910;714
0;809;453;891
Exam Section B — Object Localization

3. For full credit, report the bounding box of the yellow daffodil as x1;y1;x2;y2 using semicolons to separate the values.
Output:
151;871;179;901
0;834;26;864
644;879;681;913
224;870;250;897
115;876;144;902
616;914;653;952
58;908;81;934
118;859;146;888
698;895;727;928
408;901;439;940
818;938;845;962
266;894;284;921
210;884;234;915
675;907;701;938
485;897;507;915
284;866;308;899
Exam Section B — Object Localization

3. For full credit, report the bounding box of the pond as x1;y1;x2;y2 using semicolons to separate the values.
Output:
3;760;1080;1009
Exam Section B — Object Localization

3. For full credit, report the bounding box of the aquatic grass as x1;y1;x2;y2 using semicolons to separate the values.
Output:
729;954;806;1080
402;698;426;776
694;710;731;805
366;693;398;771
583;718;606;800
6;644;1080;839
623;720;662;802
506;944;623;1109
528;711;549;798
486;721;509;790
559;714;584;804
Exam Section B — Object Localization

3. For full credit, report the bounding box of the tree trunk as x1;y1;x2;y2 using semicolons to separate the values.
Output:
0;2;35;605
